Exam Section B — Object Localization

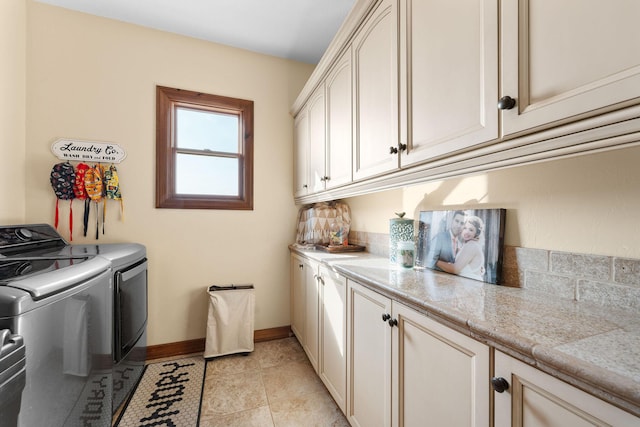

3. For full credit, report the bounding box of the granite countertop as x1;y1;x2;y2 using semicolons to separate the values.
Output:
290;246;640;417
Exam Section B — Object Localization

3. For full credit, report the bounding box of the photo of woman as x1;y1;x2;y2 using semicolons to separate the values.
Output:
436;215;485;281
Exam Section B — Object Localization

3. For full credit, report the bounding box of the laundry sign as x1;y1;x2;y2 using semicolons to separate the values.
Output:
51;138;127;163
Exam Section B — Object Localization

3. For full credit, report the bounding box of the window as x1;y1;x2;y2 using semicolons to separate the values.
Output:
156;86;254;210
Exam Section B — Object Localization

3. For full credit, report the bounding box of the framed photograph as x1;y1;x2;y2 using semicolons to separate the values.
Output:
416;209;506;284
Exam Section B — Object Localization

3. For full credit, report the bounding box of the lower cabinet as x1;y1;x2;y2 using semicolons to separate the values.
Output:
290;253;319;371
391;302;490;427
291;255;347;411
346;279;393;427
346;280;490;427
290;254;305;343
493;350;638;427
292;254;639;427
318;264;347;412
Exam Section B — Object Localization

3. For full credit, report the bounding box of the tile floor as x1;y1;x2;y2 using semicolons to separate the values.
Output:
198;337;350;427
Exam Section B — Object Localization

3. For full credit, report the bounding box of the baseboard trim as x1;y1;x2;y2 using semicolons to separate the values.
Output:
145;326;292;361
254;325;292;343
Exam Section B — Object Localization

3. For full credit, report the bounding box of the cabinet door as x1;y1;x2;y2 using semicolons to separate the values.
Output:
304;258;320;372
325;47;353;190
352;0;400;180
392;302;490;427
290;254;306;343
307;85;327;193
400;0;498;166
347;280;392;427
293;109;309;197
318;265;347;413
494;350;638;427
500;0;640;136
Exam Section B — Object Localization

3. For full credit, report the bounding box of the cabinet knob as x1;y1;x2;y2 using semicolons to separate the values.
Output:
388;318;398;327
399;143;407;152
298;264;303;269
382;313;391;322
498;96;516;110
324;176;330;181
303;184;308;188
389;146;398;154
491;377;510;393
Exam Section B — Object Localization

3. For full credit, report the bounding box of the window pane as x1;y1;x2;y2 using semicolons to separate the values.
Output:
176;107;239;153
176;153;239;196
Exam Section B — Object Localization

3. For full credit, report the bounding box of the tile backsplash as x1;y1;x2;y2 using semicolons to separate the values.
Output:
349;230;640;310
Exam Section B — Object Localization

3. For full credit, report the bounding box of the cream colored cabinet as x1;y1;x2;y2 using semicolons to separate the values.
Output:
294;84;327;196
399;0;499;166
304;258;320;371
293;110;309;198
346;280;392;427
347;279;489;427
293;0;640;204
500;1;640;136
290;253;320;371
302;49;353;194
391;302;489;427
290;254;306;342
325;47;353;190
307;85;327;193
493;350;638;427
352;0;400;180
317;264;347;412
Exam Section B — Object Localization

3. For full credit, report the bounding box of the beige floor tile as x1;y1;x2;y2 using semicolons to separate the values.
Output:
200;370;268;417
254;337;307;369
197;337;347;427
269;391;350;427
262;359;325;403
199;405;275;427
206;352;261;376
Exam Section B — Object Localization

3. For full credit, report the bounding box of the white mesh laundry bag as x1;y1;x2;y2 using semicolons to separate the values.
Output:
204;285;255;358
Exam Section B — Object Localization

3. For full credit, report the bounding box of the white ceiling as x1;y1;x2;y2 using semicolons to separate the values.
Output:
35;0;356;64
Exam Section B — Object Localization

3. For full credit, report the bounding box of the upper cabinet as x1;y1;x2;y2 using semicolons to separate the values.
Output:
325;48;353;190
352;0;400;180
500;0;640;136
400;0;499;167
297;51;353;196
291;0;640;204
307;85;327;193
293;108;310;198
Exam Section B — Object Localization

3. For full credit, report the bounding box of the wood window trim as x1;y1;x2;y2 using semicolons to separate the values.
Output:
156;86;254;210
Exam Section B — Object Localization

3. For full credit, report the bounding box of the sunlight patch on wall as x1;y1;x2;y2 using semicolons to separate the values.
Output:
401;174;489;219
441;174;488;205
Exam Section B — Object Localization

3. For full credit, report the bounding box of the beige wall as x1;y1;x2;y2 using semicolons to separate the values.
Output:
0;0;27;223
25;2;314;346
346;145;640;259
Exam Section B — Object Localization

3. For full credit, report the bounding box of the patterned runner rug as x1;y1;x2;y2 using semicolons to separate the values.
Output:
114;356;206;427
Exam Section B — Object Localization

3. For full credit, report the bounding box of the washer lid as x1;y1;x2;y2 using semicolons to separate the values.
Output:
0;256;111;300
0;256;89;282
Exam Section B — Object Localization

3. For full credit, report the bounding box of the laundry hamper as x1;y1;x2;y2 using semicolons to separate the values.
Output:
204;284;255;358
